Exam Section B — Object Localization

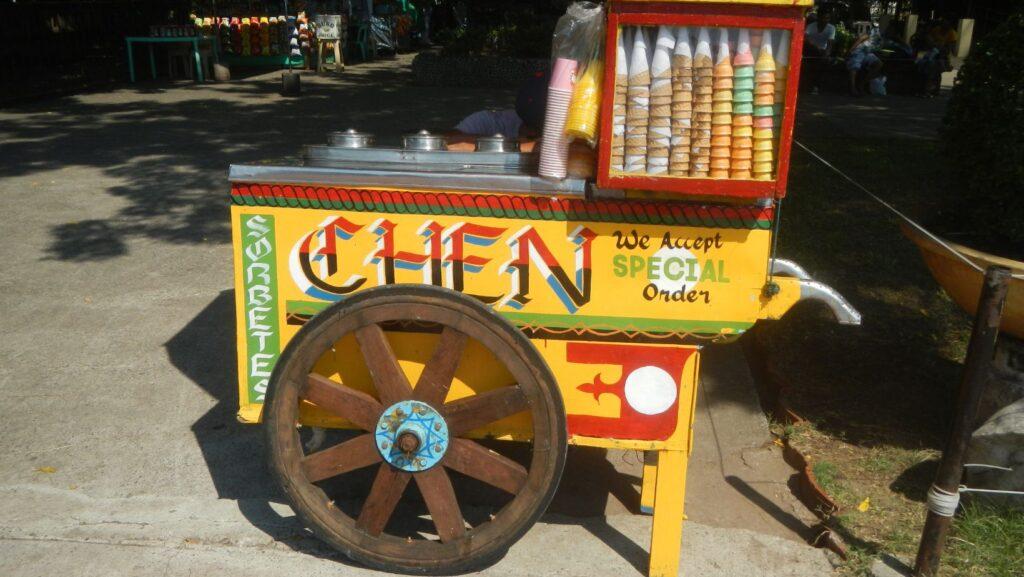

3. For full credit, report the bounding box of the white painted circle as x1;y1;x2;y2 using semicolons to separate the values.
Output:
650;246;699;293
623;365;677;415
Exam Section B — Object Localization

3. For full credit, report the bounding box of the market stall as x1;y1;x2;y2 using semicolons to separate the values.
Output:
228;2;859;576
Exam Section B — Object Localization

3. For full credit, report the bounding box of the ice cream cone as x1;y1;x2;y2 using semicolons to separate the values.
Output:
734;29;754;67
693;27;713;69
755;30;775;72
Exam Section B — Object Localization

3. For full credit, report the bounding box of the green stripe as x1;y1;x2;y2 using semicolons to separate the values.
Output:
285;300;749;336
501;312;750;335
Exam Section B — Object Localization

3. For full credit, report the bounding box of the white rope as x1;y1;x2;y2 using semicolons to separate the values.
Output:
926;484;961;517
793;140;1024;281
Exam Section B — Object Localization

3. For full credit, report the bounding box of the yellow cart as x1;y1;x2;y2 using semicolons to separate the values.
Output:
230;2;857;575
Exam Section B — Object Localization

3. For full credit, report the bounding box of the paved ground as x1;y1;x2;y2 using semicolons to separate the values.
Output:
0;55;833;576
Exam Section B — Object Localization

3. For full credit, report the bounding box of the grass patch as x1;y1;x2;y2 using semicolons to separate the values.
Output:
762;100;1021;576
946;504;1024;577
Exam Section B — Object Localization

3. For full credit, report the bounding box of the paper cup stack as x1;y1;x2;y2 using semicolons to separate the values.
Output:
730;29;755;179
611;30;629;171
752;30;776;181
688;28;713;178
538;58;578;179
646;27;676;175
669;28;693;176
710;29;733;179
773;31;790;146
625;29;651;173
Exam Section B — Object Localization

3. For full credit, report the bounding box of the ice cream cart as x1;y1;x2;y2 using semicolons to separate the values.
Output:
229;1;859;576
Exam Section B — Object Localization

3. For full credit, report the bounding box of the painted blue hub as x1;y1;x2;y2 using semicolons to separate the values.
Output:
375;400;449;472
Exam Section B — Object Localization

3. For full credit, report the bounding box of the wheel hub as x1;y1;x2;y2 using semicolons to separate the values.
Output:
375;400;448;471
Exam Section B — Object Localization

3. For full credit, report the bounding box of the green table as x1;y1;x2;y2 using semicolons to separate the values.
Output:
125;36;215;83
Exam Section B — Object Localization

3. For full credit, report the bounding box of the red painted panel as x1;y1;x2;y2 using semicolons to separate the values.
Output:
565;342;696;440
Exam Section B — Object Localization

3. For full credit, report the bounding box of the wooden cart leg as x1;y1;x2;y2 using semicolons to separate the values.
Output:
649;449;688;577
640;450;658;514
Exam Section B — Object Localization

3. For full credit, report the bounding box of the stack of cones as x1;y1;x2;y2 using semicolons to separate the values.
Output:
669;28;693;176
688;28;713;178
611;29;629;172
730;29;755;179
710;29;733;179
624;29;650;173
646;27;676;175
752;30;776;181
773;31;790;146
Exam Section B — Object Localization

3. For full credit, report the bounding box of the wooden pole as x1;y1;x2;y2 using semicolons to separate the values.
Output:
913;265;1011;577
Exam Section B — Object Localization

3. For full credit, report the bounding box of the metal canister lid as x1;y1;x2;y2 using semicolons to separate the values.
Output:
402;129;447;152
474;133;520;153
329;128;375;149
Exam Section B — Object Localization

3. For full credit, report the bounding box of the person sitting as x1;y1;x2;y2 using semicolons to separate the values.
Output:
914;18;957;97
846;33;883;96
802;9;836;94
447;72;548;152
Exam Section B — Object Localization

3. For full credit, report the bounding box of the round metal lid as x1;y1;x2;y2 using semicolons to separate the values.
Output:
475;133;520;153
329;128;375;149
402;129;447;152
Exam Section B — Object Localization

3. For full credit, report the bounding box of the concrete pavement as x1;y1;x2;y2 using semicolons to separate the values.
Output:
0;55;831;576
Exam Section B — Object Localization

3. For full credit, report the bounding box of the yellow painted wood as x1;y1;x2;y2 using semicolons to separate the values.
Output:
640;451;659;514
649;449;689;577
756;275;803;321
619;0;813;7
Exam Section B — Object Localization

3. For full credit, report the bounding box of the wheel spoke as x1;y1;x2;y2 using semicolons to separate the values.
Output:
415;467;466;542
413;326;468;407
355;323;413;405
444;438;528;495
356;464;411;536
301;433;381;483
302;373;384;431
443;385;529;436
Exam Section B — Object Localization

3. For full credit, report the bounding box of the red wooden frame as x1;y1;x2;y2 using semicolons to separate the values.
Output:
597;2;807;199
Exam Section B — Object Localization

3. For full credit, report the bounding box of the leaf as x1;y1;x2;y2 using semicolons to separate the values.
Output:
857;497;871;512
35;466;57;474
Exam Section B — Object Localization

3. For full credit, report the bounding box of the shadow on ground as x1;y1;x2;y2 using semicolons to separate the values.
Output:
0;60;514;262
166;289;652;573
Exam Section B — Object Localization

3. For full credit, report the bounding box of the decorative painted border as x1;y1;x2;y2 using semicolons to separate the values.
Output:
284;299;750;341
231;184;773;230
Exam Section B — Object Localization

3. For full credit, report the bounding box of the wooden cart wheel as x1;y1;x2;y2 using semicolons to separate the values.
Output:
264;285;567;574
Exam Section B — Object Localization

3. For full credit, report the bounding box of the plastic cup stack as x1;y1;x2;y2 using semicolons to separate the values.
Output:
669;27;693;176
730;29;755;179
688;28;713;178
625;29;651;173
710;29;733;179
752;30;776;181
538;58;578;179
611;29;630;171
773;31;791;146
646;26;676;175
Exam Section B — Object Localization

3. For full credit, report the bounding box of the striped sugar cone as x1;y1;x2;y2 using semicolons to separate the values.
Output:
688;27;713;177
